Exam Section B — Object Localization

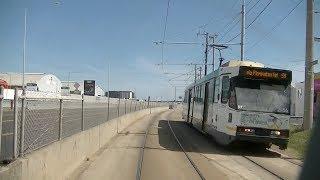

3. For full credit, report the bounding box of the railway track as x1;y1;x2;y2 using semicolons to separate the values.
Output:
167;120;206;180
242;155;285;180
241;151;302;180
136;119;155;180
135;116;206;180
136;110;300;180
267;148;303;167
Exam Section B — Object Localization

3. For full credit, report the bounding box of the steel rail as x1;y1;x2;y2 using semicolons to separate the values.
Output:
167;120;206;180
136;119;155;180
243;156;285;180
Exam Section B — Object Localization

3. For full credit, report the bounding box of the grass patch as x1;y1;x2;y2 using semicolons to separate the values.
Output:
288;130;312;159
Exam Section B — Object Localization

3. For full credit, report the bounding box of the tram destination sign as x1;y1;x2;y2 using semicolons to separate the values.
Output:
239;66;292;82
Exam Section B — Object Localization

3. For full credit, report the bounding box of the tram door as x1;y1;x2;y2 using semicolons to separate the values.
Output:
202;82;209;130
187;89;192;123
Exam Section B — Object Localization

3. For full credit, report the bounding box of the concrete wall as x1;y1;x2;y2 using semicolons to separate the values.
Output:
0;107;168;180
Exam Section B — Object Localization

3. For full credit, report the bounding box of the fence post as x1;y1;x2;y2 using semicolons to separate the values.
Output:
13;88;18;158
124;99;127;114
117;98;120;117
19;92;26;157
58;99;63;140
81;94;84;131
107;95;110;121
0;87;4;157
134;101;137;111
117;98;120;133
148;96;151;114
130;100;132;113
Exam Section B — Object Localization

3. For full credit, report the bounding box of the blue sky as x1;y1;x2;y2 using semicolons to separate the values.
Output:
0;0;319;100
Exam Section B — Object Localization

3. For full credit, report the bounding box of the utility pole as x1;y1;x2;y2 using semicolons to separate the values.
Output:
107;64;110;120
67;72;71;92
204;33;209;75
303;0;315;130
199;66;202;79
194;65;197;83
174;87;176;102
210;35;217;72
240;0;245;61
197;32;209;75
22;8;27;95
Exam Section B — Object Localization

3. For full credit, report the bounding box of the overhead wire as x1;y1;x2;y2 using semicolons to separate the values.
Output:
161;0;171;66
225;0;273;43
218;0;264;43
247;0;262;13
246;0;304;52
217;15;241;42
197;0;239;31
246;0;273;29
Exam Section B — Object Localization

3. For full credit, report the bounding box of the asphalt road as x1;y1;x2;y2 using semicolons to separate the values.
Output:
71;108;301;180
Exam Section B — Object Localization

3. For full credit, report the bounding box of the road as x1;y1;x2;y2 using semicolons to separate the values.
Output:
71;108;301;180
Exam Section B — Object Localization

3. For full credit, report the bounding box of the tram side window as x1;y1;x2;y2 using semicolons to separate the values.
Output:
214;78;220;102
184;91;188;103
209;80;214;103
199;85;203;102
221;76;230;104
195;86;199;102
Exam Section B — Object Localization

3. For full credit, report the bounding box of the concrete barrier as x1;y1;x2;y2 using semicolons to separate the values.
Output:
0;107;168;180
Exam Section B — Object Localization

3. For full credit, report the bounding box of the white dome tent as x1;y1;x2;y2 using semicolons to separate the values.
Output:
0;73;62;94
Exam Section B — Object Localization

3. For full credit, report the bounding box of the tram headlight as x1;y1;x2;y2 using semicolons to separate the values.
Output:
244;128;254;133
238;127;255;134
271;130;281;136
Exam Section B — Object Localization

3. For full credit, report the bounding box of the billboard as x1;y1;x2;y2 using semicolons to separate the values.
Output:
84;80;95;96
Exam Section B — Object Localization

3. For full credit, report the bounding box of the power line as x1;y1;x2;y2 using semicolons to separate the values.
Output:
246;0;273;29
225;0;273;43
217;13;241;40
226;0;272;43
218;17;241;42
247;0;262;13
246;0;304;52
161;0;171;65
200;0;240;35
218;0;263;42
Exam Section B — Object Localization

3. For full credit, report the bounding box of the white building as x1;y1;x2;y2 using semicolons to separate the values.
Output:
0;73;62;94
291;82;305;117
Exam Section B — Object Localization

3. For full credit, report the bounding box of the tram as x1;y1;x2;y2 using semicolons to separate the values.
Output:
182;60;292;149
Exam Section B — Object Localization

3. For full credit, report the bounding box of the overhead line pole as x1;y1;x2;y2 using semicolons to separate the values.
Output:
210;35;217;72
204;33;209;75
240;0;246;61
303;0;315;130
22;8;27;95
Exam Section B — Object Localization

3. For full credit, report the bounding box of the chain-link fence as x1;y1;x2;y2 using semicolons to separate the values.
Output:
0;88;168;162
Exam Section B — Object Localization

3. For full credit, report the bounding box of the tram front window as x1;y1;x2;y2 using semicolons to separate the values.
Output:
230;78;291;114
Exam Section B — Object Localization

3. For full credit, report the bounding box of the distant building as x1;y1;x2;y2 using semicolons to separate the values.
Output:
95;85;105;97
106;91;135;99
61;81;105;96
61;81;82;95
292;72;320;118
0;73;62;93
